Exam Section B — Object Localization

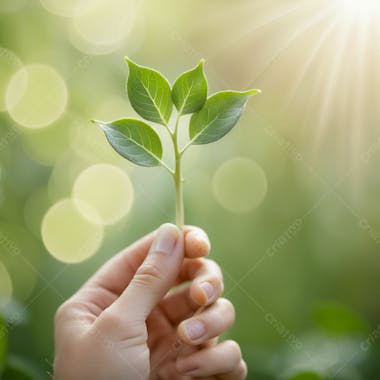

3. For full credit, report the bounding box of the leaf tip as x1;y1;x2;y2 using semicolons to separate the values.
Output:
124;56;136;68
198;58;205;67
245;89;261;96
91;119;105;129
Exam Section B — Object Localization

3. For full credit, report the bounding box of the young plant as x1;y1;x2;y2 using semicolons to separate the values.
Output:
92;58;260;228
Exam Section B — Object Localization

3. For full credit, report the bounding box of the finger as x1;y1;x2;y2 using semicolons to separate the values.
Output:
177;298;235;345
160;259;224;325
97;223;184;329
202;337;219;348
65;226;209;319
77;230;155;297
159;286;198;326
79;225;207;298
177;258;223;306
55;231;156;327
176;340;244;378
187;258;223;306
184;226;211;258
219;360;248;380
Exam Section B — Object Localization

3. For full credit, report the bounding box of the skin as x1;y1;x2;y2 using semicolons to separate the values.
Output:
54;224;247;380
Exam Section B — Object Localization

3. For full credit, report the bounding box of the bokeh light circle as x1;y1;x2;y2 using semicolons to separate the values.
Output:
42;199;104;263
70;0;137;54
40;0;92;17
0;48;22;112
212;157;267;214
0;262;12;307
5;64;68;129
73;164;134;225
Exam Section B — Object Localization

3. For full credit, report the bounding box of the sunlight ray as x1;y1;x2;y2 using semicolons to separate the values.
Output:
348;11;372;189
281;18;339;114
246;3;337;87
311;14;356;155
208;1;307;60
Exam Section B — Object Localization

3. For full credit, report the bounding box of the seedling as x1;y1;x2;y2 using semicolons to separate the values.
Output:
92;58;260;228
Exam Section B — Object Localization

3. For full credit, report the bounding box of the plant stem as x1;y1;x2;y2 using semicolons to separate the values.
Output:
172;115;184;228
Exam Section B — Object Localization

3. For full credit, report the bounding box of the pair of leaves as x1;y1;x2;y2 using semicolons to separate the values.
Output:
127;57;207;124
93;58;260;168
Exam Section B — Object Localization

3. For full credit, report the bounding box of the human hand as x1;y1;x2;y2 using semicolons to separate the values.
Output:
54;224;247;380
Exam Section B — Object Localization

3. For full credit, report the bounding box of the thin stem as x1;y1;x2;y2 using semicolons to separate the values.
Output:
179;140;192;157
172;114;184;228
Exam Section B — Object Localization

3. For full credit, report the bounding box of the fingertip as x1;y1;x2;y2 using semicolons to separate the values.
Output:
177;323;191;345
185;228;211;258
190;278;222;306
190;281;213;305
151;223;182;255
190;284;207;305
159;222;181;236
177;318;206;345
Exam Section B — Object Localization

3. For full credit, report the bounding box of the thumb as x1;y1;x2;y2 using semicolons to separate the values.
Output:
111;223;183;323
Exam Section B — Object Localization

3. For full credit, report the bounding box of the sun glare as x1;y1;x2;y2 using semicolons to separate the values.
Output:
339;0;380;13
195;0;380;170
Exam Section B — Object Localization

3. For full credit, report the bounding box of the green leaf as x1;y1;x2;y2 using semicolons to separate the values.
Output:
125;57;173;126
172;59;207;115
189;89;260;145
312;301;370;336
288;372;324;380
0;316;7;371
92;119;164;167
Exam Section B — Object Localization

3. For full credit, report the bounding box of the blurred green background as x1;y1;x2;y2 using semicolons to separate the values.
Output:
1;0;380;379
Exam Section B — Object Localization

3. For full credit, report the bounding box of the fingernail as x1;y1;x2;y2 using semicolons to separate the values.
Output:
152;224;179;255
184;319;206;340
200;281;215;301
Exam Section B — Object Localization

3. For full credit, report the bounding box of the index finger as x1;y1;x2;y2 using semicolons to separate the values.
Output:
76;226;210;300
159;258;224;325
184;226;211;258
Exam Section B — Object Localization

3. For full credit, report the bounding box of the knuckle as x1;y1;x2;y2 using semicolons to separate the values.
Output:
198;259;224;289
209;259;223;279
134;262;162;286
224;340;242;364
218;298;235;321
55;301;71;325
195;257;208;268
191;257;205;272
207;260;224;288
202;257;218;270
211;259;222;274
99;308;124;329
